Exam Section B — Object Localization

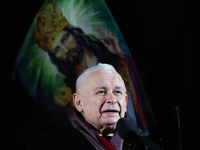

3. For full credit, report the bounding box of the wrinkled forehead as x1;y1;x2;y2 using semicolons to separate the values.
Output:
78;70;126;92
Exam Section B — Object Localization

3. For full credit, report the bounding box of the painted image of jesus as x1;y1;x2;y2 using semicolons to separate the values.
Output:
31;1;150;134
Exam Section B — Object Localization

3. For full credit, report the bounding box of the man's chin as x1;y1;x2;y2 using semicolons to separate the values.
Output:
101;118;119;126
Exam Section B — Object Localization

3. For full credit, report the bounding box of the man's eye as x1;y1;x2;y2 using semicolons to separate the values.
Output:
62;33;70;43
54;47;60;55
96;90;106;95
114;90;122;95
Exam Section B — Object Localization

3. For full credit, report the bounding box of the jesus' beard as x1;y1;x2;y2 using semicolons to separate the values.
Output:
64;44;84;67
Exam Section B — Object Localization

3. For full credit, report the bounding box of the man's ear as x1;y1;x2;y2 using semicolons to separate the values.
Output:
73;93;83;112
125;94;128;112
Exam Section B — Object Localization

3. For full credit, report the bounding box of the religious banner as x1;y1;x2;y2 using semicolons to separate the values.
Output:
12;0;157;136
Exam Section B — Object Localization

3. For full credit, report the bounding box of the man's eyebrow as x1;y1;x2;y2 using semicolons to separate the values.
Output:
94;86;124;90
114;86;124;90
95;86;107;90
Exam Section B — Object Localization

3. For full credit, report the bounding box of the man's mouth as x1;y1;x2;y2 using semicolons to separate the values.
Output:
67;48;78;59
101;110;120;115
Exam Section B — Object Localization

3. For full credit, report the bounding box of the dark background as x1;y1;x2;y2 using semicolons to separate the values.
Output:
0;0;199;149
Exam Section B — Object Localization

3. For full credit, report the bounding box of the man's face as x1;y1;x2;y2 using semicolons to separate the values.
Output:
74;70;127;133
50;30;84;66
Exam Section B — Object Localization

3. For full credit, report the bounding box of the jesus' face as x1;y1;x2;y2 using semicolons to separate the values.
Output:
50;30;84;66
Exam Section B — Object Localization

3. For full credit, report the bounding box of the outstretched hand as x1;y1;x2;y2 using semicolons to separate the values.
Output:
97;28;124;58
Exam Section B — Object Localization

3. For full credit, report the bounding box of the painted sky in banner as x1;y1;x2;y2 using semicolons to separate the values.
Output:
12;0;157;135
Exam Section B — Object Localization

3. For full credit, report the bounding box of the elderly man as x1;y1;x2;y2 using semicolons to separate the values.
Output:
72;63;127;149
26;63;163;150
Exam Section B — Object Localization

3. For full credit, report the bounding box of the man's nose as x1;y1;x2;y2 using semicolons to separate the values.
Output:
106;93;117;104
60;45;69;53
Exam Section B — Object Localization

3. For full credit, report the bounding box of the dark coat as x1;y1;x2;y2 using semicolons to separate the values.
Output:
26;123;163;150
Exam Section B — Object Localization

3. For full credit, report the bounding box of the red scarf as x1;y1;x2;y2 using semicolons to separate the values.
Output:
94;131;117;150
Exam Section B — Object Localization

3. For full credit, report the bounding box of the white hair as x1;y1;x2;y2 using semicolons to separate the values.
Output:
75;63;121;92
